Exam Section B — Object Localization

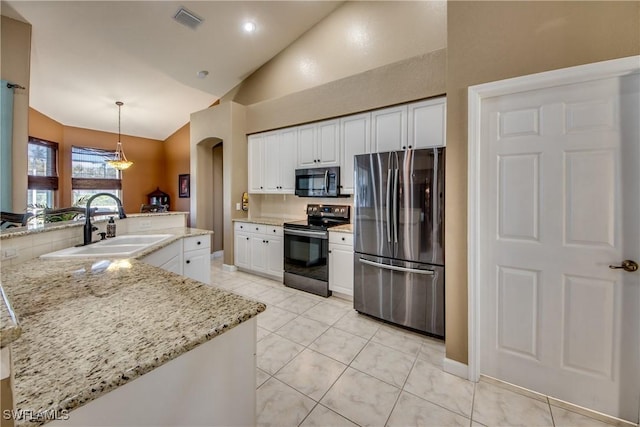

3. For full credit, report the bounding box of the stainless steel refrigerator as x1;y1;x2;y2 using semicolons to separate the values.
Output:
353;148;445;338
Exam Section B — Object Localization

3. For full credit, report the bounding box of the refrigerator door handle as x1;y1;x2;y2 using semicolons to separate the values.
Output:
386;169;392;243
393;168;399;244
359;257;435;275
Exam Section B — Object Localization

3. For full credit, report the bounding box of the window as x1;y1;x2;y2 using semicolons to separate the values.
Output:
27;137;59;207
71;146;122;209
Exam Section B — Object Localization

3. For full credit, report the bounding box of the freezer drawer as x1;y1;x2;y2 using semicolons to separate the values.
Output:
353;253;444;338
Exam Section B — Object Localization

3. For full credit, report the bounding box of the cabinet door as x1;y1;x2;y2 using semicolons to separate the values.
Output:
262;132;280;193
279;128;297;193
329;244;354;296
250;236;267;272
297;124;317;168
408;98;446;149
184;248;211;285
264;235;283;279
371;105;407;153
340;113;370;195
248;134;264;193
317;119;340;166
234;232;251;270
161;255;183;275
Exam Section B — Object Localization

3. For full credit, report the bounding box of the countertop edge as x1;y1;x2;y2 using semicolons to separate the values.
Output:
0;284;21;348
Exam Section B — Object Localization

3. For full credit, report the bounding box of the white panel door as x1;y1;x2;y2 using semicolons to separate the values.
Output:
247;134;264;193
234;233;251;270
278;128;298;193
408;97;446;149
262;132;280;193
340;113;370;195
317;119;340;166
479;73;639;421
297;124;317;168
250;236;267;272
265;235;283;279
371;105;407;153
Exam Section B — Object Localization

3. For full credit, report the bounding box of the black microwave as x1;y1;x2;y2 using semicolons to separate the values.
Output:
295;167;340;197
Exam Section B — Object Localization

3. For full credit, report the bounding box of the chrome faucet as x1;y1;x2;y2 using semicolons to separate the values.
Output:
83;193;126;245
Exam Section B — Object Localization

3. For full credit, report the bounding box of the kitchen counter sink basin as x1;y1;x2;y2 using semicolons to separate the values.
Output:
40;234;174;259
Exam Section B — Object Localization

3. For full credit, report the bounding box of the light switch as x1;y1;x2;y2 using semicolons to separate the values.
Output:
235;203;241;211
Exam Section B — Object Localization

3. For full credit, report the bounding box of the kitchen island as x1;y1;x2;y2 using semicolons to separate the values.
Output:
1;233;265;426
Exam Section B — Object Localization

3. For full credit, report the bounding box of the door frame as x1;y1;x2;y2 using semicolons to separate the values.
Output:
467;55;640;383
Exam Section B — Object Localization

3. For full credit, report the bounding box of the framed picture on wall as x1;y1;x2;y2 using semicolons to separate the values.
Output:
178;174;190;198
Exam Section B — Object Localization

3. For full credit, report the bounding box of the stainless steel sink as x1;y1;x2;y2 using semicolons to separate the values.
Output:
40;234;173;259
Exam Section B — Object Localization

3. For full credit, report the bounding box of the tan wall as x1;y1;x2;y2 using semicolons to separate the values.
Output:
163;123;191;215
1;16;31;212
212;144;223;252
228;0;446;106
445;0;640;364
28;108;166;214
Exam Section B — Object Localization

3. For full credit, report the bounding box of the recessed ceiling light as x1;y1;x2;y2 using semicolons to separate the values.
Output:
243;21;256;33
197;70;209;79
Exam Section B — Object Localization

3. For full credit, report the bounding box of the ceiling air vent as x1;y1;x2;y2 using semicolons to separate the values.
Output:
174;7;203;30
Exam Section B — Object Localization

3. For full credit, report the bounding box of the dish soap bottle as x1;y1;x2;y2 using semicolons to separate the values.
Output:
106;216;116;238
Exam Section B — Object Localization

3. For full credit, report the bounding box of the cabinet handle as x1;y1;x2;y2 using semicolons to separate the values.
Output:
246;237;249;240
186;260;191;264
328;250;332;254
408;145;412;149
341;237;345;241
273;229;276;233
240;225;243;229
197;241;201;245
256;227;259;231
402;146;406;150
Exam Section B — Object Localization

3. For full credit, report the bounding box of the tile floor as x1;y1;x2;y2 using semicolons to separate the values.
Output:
210;258;617;427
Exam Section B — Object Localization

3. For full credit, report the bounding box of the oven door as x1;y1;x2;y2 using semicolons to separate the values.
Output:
284;228;329;282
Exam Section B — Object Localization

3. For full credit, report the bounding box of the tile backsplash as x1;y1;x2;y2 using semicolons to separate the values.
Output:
249;194;354;220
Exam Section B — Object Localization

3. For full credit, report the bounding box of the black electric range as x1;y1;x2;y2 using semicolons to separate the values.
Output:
283;204;350;297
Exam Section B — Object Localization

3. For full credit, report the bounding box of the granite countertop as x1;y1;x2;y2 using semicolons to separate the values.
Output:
0;284;21;347
0;212;189;240
232;217;298;227
0;228;265;427
330;224;353;233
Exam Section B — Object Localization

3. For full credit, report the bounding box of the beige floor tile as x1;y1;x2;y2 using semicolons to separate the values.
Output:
308;327;368;365
416;341;445;368
257;333;304;375
256;368;270;388
321;367;401;427
275;348;347;401
257;305;298;332
351;341;415;387
257;377;315;427
387;391;470;427
473;381;553;427
303;301;350;325
371;325;424;356
257;287;293;305
300;404;359;427
276;293;320;314
551;406;614;427
276;316;330;346
334;310;381;339
256;327;271;342
404;359;474;418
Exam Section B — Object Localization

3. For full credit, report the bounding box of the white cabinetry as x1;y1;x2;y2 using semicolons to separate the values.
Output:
234;222;283;280
248;129;297;194
328;231;354;297
297;119;340;168
371;98;446;152
340;113;370;195
408;97;446;149
142;236;211;285
183;236;211;285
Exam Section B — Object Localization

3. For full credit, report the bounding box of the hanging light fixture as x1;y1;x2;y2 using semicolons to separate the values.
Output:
106;101;133;170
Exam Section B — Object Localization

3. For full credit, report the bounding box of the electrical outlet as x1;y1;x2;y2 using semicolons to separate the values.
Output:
235;203;241;211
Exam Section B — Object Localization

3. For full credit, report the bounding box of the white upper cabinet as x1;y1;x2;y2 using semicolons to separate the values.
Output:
297;125;317;168
408;97;446;149
248;134;264;193
371;105;408;153
340;113;371;195
297;119;341;168
316;119;340;167
248;129;298;194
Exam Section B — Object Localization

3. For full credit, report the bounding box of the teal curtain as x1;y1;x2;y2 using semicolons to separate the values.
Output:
1;80;14;211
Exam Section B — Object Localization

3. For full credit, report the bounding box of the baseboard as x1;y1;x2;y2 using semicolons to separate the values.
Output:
210;250;223;259
443;357;469;380
222;264;237;272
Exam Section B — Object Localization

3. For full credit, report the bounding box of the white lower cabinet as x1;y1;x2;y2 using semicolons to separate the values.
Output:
234;222;283;280
142;235;211;285
328;231;354;297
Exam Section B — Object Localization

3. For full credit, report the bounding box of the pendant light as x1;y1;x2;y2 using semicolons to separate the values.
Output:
106;101;133;170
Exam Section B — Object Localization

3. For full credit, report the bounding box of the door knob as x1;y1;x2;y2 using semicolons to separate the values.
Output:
609;260;638;272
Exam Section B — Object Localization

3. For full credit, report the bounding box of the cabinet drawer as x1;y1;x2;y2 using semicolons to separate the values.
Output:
329;232;353;246
184;235;210;252
247;224;266;234
234;222;252;232
265;226;283;237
